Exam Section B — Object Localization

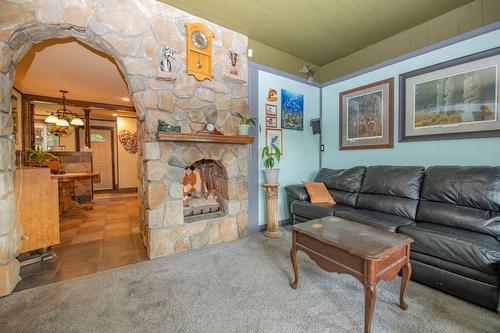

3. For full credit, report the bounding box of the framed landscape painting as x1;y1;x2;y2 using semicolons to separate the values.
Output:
281;89;304;131
399;47;500;141
339;78;394;150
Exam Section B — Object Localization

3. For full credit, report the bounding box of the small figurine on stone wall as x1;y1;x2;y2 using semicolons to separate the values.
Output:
229;50;238;75
160;46;175;72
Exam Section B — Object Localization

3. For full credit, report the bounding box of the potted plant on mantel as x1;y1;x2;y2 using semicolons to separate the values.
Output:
27;147;56;167
234;112;257;136
262;145;281;184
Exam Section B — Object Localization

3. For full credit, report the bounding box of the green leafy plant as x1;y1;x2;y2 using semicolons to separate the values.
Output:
261;145;281;169
27;147;56;167
234;112;257;126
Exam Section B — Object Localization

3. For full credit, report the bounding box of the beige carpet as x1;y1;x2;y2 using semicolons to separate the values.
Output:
1;228;499;332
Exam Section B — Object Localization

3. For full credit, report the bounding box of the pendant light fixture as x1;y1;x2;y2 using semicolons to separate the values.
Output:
44;90;84;128
70;117;84;126
44;114;59;123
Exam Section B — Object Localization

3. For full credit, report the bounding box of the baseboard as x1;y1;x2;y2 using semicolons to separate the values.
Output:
258;218;291;232
117;187;138;193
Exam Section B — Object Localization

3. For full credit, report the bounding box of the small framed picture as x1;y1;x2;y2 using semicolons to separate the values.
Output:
265;104;277;116
266;128;283;155
265;116;277;128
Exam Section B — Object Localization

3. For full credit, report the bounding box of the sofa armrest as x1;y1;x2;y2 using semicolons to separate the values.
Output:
284;184;310;201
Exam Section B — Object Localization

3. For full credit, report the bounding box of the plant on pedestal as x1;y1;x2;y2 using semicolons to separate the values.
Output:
262;145;281;184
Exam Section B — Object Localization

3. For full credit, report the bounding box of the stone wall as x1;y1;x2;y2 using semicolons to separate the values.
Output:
0;0;248;295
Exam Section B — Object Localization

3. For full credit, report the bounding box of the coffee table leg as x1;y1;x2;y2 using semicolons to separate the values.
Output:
364;282;376;333
290;247;299;289
400;261;412;310
290;230;299;289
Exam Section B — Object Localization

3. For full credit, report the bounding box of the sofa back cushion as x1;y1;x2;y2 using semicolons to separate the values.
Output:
314;167;366;207
417;166;500;238
356;165;425;220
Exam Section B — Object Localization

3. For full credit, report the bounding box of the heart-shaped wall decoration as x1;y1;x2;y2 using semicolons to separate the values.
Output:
118;130;138;154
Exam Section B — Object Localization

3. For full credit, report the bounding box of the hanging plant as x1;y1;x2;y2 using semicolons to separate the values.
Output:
118;130;138;154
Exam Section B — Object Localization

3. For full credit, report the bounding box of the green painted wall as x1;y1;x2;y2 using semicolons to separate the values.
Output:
248;39;319;80
319;0;500;83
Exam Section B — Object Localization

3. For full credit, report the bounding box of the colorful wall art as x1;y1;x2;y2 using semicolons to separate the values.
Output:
281;89;304;131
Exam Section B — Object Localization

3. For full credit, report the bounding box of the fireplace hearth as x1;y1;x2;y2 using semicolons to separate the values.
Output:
183;159;224;218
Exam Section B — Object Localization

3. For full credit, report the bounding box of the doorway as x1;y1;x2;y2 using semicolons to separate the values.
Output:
12;37;145;292
80;127;115;191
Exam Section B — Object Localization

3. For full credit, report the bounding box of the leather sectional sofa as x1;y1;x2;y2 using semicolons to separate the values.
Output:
285;165;500;311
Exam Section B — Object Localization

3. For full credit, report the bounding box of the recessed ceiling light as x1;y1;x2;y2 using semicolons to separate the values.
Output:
122;97;130;102
112;113;118;116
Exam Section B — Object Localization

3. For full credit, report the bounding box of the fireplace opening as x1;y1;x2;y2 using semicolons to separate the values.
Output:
183;159;224;218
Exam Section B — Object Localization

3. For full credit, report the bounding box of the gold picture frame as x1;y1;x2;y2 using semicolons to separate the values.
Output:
265;116;277;128
265;128;283;156
265;104;277;117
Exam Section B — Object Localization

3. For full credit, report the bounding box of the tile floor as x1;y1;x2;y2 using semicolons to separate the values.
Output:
14;193;148;292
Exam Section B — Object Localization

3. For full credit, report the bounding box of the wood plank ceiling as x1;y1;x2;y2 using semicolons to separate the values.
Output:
159;0;474;65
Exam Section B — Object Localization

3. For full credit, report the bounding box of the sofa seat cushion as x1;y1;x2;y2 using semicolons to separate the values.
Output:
334;209;415;232
399;223;500;275
410;251;498;286
291;201;354;220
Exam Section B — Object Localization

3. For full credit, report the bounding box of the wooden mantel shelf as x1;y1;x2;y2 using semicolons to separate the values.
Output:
156;132;254;144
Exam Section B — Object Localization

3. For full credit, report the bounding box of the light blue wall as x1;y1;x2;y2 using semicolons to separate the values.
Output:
321;28;500;169
258;70;320;225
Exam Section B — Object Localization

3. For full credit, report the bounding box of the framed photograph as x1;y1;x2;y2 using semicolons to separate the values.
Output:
265;116;277;128
281;89;304;131
265;104;277;116
400;47;500;141
265;128;283;155
339;78;394;150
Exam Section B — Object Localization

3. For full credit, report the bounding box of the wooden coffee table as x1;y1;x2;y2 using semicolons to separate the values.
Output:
290;216;413;333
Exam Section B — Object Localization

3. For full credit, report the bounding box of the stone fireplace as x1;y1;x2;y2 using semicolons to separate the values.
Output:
143;139;249;258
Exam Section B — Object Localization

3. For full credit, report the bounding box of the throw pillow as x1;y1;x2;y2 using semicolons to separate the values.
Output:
303;182;336;205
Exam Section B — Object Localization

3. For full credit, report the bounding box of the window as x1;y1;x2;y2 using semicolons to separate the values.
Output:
90;133;106;142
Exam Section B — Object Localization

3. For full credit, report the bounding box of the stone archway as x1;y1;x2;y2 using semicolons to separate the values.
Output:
0;24;148;296
0;0;249;296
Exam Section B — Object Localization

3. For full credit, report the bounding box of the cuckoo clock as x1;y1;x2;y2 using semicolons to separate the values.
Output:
185;23;215;81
